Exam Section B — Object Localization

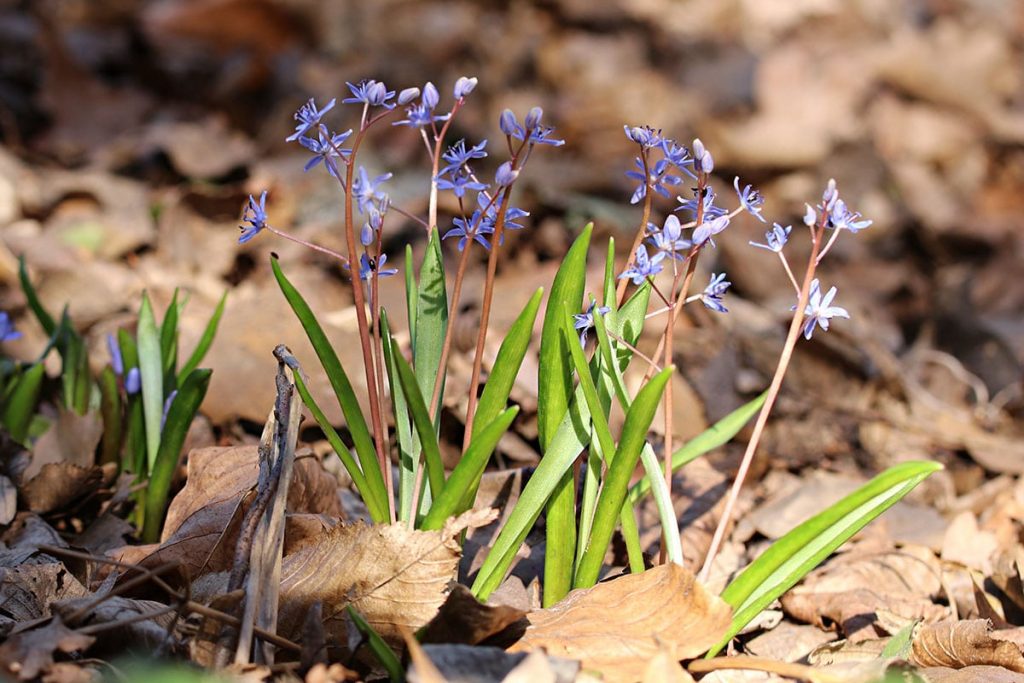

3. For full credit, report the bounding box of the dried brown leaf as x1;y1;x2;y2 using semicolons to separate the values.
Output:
52;596;178;652
0;618;95;680
911;619;1024;672
21;463;104;515
24;409;103;479
921;665;1024;683
642;650;695;683
510;563;731;681
0;563;89;623
420;584;527;647
278;510;494;647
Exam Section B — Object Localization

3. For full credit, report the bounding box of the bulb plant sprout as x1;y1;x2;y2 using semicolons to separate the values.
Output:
247;75;939;648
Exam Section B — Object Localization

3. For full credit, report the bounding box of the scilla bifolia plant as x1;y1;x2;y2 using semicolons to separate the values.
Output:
9;261;225;543
247;77;939;642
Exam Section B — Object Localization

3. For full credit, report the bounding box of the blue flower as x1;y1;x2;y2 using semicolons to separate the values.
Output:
750;223;792;252
107;334;123;374
440;139;488;176
677;187;727;222
624;125;661;148
692;138;714;174
800;279;850;339
660;139;696;179
299;128;352;178
573;299;611;347
803;203;817;227
501;107;564;146
398;87;420;105
436;169;488;198
699;273;731;313
479;192;529;235
692;214;730;247
125;367;141;394
0;311;22;342
359;253;398;280
161;390;178;431
443;211;493;251
453;76;478;99
286;97;336;142
343;80;395;109
734;177;766;223
352;166;392;214
625;157;684;205
828;199;872;233
238;191;268;244
618;245;665;284
648;214;691;261
495;161;518;187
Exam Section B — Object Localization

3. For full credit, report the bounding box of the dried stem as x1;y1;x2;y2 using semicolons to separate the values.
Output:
698;219;825;583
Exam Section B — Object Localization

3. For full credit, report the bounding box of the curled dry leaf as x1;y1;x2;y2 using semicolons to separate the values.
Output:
419;583;528;647
109;445;342;580
52;595;178;652
510;563;731;682
780;545;948;640
0;618;95;680
911;619;1024;673
0;563;89;624
277;508;498;648
20;463;105;515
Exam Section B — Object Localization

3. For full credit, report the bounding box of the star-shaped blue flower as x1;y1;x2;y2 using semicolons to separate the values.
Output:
286;97;336;142
299;129;352;178
800;279;850;339
352;167;392;214
618;245;665;285
734;177;766;223
238;191;268;244
573;299;611;347
699;273;731;313
0;311;22;342
750;223;792;253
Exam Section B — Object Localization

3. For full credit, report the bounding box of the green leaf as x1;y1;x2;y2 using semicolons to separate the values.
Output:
1;363;45;443
137;293;164;472
602;237;616;308
880;619;919;659
574;367;672;589
628;392;767;504
381;311;417;523
422;407;519;530
414;228;448;418
98;366;122;465
291;366;388;523
473;288;543;440
270;256;387;510
537;223;592;450
405;244;418;352
544;471;577;607
160;289;180;386
346;606;404;682
18;256;56;335
179;291;227;379
392;338;445;501
707;460;943;657
142;369;212;543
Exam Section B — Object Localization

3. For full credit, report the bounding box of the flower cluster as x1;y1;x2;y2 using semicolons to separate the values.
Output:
623;126;694;204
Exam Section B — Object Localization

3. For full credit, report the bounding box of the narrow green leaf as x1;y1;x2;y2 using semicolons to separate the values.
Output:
708;460;943;656
292;367;388;523
381;311;417;522
628;391;767;504
880;619;919;659
473;288;543;440
544;472;577;607
18;256;55;335
537;223;592;449
422;407;519;530
137;293;164;472
392;339;445;500
118;329;139;371
1;363;45;443
160;289;180;385
179;291;227;379
602;237;615;307
405;244;418;352
574;367;673;589
142;369;212;543
270;256;387;509
98;366;122;465
346;606;404;682
414;228;447;417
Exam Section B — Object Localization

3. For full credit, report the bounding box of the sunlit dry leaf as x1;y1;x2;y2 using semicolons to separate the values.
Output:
781;545;947;640
642;650;695;683
921;665;1024;683
510;563;730;681
0;618;94;680
911;619;1024;672
277;509;496;648
24;408;103;479
942;512;999;575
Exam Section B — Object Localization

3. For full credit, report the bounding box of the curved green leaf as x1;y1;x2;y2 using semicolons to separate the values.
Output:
18;256;55;335
137;293;164;472
707;460;943;656
574;366;673;589
414;229;447;417
422;406;519;530
392;339;445;501
1;363;45;444
142;368;212;543
179;291;227;379
270;256;387;508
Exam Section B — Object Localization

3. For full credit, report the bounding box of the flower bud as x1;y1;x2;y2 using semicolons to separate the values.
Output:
692;138;705;160
803;203;816;227
700;150;714;174
422;82;439;110
398;87;420;105
453;76;477;99
360;223;375;246
525;106;543;130
499;109;518;136
495;161;519;187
